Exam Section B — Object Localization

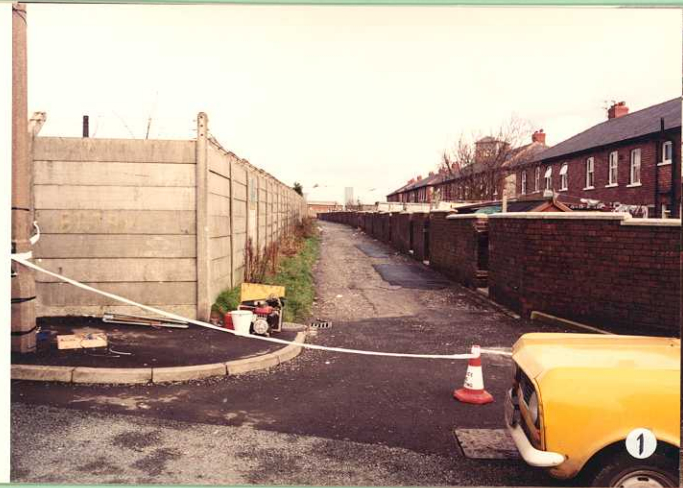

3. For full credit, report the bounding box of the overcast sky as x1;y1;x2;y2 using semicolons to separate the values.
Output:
13;5;683;204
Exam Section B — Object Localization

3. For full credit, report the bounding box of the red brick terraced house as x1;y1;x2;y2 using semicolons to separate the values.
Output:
513;98;681;218
387;171;444;203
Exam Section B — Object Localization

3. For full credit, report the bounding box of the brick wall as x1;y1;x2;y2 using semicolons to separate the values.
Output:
392;213;412;254
411;212;429;261
488;213;681;333
430;213;488;288
379;213;393;243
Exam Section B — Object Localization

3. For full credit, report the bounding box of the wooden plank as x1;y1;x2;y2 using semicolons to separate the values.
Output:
34;258;196;283
34;161;195;187
209;236;231;260
36;304;197;320
35;209;195;235
37;281;196;306
240;283;285;301
208;172;231;197
35;185;195;211
58;333;107;350
209;215;231;238
35;234;196;258
34;137;196;163
208;194;230;216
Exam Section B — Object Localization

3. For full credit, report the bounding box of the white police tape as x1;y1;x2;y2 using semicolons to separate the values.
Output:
10;254;511;359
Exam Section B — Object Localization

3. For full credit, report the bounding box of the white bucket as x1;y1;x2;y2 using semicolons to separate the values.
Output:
229;310;253;336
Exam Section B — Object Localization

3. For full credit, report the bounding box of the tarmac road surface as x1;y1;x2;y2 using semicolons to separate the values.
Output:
11;221;576;486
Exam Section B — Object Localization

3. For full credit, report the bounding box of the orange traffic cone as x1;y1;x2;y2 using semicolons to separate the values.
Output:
454;345;494;405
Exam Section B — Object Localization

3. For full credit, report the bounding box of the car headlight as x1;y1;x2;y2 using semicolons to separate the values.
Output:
528;391;539;424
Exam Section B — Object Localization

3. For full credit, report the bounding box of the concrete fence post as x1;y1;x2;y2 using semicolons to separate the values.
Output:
195;112;210;321
229;156;236;288
11;3;36;353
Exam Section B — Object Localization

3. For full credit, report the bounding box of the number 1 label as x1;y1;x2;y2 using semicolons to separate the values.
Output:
626;428;657;459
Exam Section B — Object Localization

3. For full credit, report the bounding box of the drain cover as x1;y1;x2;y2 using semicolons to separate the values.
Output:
310;321;332;329
453;428;520;460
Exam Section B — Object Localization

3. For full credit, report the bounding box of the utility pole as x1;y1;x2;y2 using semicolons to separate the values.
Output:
12;3;36;353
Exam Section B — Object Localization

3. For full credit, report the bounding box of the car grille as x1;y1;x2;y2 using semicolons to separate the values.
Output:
519;370;535;404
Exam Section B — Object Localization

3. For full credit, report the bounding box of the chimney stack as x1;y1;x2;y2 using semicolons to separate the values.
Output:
531;129;545;145
416;175;422;181
608;101;629;120
428;171;434;177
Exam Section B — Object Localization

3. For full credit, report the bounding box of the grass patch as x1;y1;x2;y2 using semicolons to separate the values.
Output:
212;220;320;324
264;235;320;323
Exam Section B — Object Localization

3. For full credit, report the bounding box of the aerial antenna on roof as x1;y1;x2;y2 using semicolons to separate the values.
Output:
145;91;158;140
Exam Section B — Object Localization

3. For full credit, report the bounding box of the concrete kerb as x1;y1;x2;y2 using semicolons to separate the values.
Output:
11;330;308;384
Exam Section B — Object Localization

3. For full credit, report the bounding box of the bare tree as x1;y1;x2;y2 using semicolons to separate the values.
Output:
440;115;533;202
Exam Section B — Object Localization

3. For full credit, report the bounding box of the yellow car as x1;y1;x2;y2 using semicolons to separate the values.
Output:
505;333;680;487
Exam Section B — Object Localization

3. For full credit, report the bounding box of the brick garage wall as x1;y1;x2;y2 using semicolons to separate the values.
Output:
392;213;412;254
410;212;429;261
361;212;371;233
371;213;382;239
488;213;681;334
430;213;487;288
378;213;392;244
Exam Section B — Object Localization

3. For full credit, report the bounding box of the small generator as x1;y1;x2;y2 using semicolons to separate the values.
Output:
238;297;284;336
235;283;286;336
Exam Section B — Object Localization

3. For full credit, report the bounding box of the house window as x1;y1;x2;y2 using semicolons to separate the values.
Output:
544;166;552;190
560;163;568;190
521;171;527;195
661;141;673;165
585;157;594;189
608;151;618;186
630;148;641;185
535;167;540;192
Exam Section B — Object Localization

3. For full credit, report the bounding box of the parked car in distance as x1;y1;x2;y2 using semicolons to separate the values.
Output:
505;333;680;487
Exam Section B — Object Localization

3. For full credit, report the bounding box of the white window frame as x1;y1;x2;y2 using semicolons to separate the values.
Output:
534;167;540;192
607;151;618;187
628;148;641;187
658;141;673;166
544;166;552;190
584;157;595;189
559;163;568;191
521;171;527;195
662;204;671;219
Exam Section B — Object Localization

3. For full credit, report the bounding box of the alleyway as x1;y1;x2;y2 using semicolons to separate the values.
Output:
11;221;571;486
